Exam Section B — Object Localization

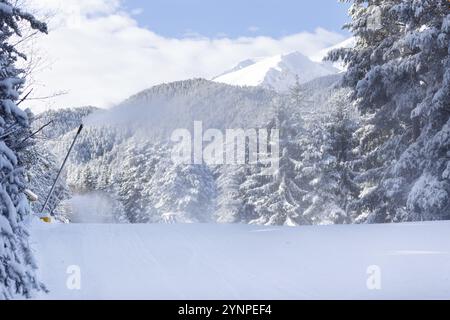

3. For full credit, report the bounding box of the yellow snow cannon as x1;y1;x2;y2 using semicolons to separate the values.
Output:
40;216;53;223
24;189;51;223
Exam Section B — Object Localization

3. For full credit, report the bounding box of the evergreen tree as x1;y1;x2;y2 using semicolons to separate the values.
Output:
289;75;302;105
214;165;246;224
289;74;316;112
21;136;71;221
299;107;359;224
239;103;307;226
327;0;450;222
0;0;47;299
151;163;217;224
15;111;71;221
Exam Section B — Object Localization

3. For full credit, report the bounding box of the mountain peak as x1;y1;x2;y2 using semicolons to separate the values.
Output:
212;50;338;92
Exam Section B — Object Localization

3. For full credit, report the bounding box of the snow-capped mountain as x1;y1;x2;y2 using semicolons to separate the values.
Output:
213;58;260;78
212;51;339;92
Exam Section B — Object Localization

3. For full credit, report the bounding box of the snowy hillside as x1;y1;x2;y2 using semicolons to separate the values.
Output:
34;78;355;226
213;51;339;92
32;106;99;140
90;79;280;136
31;220;450;300
33;80;287;224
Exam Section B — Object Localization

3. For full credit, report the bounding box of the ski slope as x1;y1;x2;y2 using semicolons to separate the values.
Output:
30;220;450;300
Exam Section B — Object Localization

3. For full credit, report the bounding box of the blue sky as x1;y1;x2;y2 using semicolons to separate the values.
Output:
123;0;351;38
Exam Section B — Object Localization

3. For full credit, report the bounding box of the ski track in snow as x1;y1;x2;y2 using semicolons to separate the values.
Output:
30;220;450;300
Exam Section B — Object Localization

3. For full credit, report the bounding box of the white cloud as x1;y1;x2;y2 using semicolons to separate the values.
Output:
24;0;345;113
248;26;260;33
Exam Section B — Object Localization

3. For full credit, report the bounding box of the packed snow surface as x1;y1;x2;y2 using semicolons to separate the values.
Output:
30;220;450;300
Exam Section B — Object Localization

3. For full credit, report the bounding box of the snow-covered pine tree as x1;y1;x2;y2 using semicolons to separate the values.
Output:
240;103;307;226
288;75;317;115
20;134;71;221
327;0;450;222
15;112;71;222
151;162;217;224
300;107;359;224
326;107;360;219
289;75;303;106
0;0;47;299
214;164;246;224
96;140;160;223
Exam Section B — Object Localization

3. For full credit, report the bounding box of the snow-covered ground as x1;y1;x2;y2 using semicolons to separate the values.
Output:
30;220;450;300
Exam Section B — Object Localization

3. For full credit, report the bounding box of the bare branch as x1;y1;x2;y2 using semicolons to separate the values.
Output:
17;120;54;148
17;88;33;106
26;90;69;101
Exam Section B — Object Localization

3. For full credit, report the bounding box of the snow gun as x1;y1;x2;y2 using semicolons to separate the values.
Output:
39;124;84;223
